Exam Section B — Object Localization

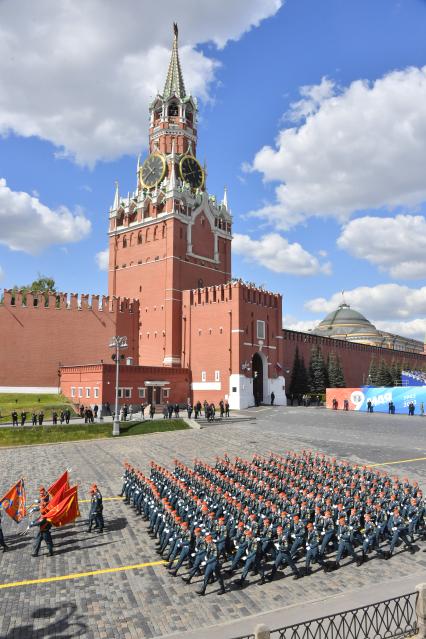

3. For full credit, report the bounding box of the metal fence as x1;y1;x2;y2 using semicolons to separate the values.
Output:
232;591;419;639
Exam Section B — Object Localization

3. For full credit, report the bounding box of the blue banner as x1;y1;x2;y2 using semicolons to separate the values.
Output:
351;386;426;414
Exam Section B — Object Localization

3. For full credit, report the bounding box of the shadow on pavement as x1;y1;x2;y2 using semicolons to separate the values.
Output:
3;603;86;638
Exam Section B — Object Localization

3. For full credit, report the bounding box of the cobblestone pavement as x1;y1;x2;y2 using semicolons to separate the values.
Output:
0;406;425;639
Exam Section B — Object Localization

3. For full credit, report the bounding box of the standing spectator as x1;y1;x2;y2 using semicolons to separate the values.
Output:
343;399;349;411
65;408;71;424
408;402;415;416
149;403;156;419
420;402;424;416
59;410;65;425
271;392;275;406
203;400;208;418
128;405;133;421
106;401;111;416
167;402;173;419
174;403;180;418
79;405;85;418
225;401;230;417
140;403;146;421
12;410;18;427
38;411;44;426
52;411;58;425
187;402;193;419
20;411;27;426
31;411;37;426
93;404;99;420
84;408;90;424
123;404;128;422
219;400;224;418
163;404;168;419
367;400;373;413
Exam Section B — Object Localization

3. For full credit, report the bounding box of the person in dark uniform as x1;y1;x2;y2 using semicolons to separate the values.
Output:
271;392;275;406
65;408;71;424
87;484;104;533
20;411;27;426
30;507;53;557
31;411;37;426
38;411;44;425
11;410;18;427
196;534;226;596
0;511;9;552
52;411;58;425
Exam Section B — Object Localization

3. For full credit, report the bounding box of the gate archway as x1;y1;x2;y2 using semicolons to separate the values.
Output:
252;352;264;406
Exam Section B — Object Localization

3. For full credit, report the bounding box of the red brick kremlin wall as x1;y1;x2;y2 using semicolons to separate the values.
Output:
0;291;139;388
282;328;426;391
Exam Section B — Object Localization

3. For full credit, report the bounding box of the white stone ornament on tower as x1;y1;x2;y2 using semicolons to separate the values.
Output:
113;181;119;210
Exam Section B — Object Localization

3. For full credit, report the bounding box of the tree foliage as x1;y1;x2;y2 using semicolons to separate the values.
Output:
289;347;309;397
327;352;346;388
308;346;327;393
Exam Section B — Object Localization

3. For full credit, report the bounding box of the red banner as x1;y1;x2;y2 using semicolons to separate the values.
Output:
45;486;80;527
0;478;26;523
48;470;69;498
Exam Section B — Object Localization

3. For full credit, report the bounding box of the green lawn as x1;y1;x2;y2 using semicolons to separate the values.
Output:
0;393;77;424
0;419;189;447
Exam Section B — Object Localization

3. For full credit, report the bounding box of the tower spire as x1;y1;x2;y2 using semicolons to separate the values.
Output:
163;23;186;99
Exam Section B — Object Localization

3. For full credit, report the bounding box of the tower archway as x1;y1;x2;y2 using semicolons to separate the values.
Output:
252;352;264;406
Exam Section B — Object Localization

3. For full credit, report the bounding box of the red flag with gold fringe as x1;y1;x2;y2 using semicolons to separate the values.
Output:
48;470;69;498
45;486;80;527
0;478;26;523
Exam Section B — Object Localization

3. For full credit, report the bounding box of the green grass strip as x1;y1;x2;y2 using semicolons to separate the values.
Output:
0;420;189;447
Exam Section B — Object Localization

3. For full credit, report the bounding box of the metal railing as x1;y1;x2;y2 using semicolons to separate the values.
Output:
232;591;419;639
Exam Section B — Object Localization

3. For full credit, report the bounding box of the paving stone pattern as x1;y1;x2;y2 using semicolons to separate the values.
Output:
0;406;425;638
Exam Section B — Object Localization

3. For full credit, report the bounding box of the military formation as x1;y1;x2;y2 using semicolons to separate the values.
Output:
121;451;425;595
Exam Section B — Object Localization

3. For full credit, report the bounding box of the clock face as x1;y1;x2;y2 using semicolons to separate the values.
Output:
140;153;166;189
179;155;204;189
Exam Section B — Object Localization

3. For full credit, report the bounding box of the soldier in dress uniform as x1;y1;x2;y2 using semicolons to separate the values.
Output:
30;506;53;557
87;484;104;533
196;534;226;596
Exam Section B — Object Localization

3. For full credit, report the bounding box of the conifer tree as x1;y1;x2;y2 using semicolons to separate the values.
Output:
289;347;309;397
309;346;327;393
368;358;379;386
377;360;393;386
328;352;346;387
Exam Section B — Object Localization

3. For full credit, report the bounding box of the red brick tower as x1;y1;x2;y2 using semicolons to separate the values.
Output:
108;24;232;366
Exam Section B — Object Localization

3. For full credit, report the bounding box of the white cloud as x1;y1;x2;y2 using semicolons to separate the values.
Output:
95;248;109;272
0;178;91;254
337;214;426;279
0;1;282;165
306;283;426;321
0;266;4;281
233;232;331;276
305;284;426;342
283;315;319;332
374;319;426;341
248;67;426;230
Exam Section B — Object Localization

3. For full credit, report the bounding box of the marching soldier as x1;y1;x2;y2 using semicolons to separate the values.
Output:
30;506;53;557
87;484;104;533
196;534;226;596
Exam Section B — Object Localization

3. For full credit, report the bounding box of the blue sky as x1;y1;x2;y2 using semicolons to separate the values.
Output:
0;0;425;340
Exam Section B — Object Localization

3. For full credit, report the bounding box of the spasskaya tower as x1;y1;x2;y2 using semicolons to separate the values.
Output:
108;24;232;366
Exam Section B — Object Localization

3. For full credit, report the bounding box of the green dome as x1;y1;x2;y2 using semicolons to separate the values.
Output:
314;304;379;338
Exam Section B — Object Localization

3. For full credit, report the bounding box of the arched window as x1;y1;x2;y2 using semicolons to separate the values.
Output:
138;232;142;245
153;225;158;241
145;228;150;242
122;235;127;248
168;102;179;117
162;224;166;239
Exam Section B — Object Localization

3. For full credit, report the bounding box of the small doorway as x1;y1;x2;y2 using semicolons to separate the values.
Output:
252;353;264;406
147;386;161;404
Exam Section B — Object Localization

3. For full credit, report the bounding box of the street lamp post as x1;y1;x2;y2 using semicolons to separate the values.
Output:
109;336;128;437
